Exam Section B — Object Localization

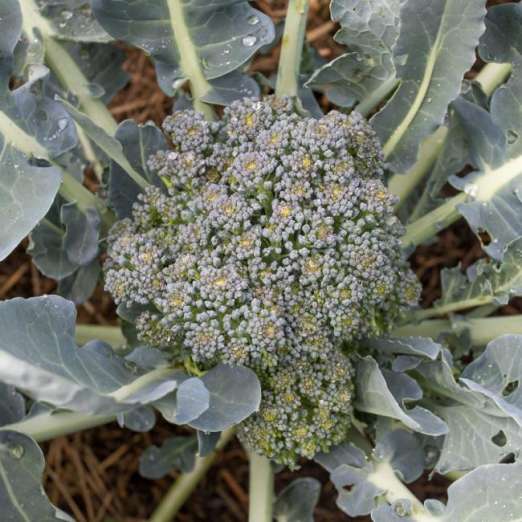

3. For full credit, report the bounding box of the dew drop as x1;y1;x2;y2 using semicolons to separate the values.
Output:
507;129;519;145
247;15;260;25
61;10;73;20
85;82;105;98
8;443;25;460
172;78;187;90
242;35;257;47
57;118;68;131
393;499;411;517
464;183;478;198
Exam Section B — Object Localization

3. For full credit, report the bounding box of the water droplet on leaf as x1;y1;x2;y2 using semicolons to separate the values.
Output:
8;443;24;459
242;35;257;47
507;129;519;145
85;82;106;98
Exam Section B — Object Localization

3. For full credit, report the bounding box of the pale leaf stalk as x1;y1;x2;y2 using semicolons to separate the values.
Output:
404;150;522;247
356;75;398;117
43;36;118;135
368;462;436;521
389;127;448;207
411;295;493;321
248;452;274;522
18;0;117;134
392;315;522;346
60;171;115;229
2;411;115;442
149;428;236;522
388;61;512;217
166;0;215;121
275;0;310;99
402;193;465;247
0;108;112;226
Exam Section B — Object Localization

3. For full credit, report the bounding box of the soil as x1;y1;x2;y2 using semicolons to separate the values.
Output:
1;1;521;521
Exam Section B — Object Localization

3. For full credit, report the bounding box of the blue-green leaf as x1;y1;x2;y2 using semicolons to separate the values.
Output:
108;120;167;218
371;0;487;171
20;0;110;43
274;478;321;522
306;0;401;110
0;431;69;521
175;377;210;425
91;0;274;97
433;463;522;521
139;435;197;479
356;357;447;436
0;384;25;428
415;346;522;473
188;365;261;432
425;238;522;316
0;296;181;414
462;335;522;427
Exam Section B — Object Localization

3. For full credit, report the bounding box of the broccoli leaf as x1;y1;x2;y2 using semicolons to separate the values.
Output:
371;0;486;171
431;463;522;521
188;365;261;432
445;4;522;260
273;478;321;522
139;435;197;479
306;0;401;110
420;237;522;318
0;384;25;428
0;431;70;521
0;296;183;414
356;356;447;436
108;120;168;218
117;406;156;433
0;2;73;261
414;339;522;473
91;0;274;97
19;0;110;43
316;429;423;517
60;99;148;188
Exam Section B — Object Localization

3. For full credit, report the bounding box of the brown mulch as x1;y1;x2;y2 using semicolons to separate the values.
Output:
1;0;521;521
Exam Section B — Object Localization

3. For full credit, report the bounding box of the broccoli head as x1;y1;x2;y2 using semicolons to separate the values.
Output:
104;96;420;465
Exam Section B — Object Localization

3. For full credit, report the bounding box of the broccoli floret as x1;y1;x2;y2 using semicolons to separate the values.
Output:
238;351;354;468
104;96;420;466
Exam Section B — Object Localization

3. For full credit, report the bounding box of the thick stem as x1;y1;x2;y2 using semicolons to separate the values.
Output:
389;127;448;207
43;36;118;135
476;62;512;96
2;411;115;442
368;462;436;522
402;192;465;247
60;171;115;229
389;63;511;228
149;428;236;522
75;324;126;348
248;452;274;522
356;75;398;117
275;0;310;99
392;315;522;346
166;0;215;121
412;295;493;321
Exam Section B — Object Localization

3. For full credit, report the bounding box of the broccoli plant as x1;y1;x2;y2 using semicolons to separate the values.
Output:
0;1;522;521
